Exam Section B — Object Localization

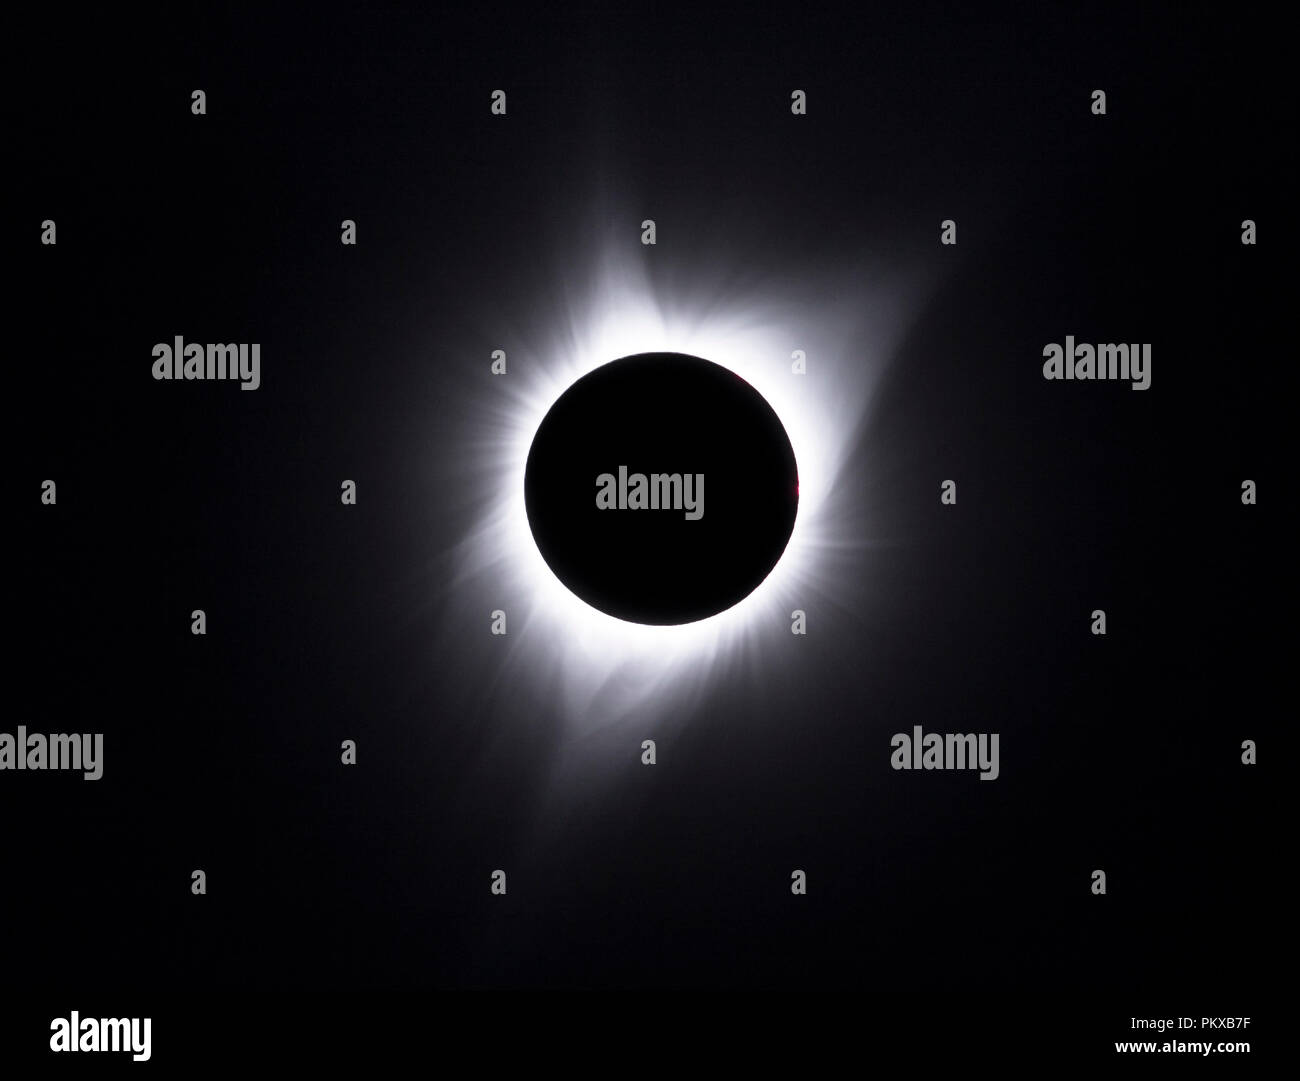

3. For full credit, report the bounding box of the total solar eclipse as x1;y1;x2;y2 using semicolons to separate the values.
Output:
524;352;799;625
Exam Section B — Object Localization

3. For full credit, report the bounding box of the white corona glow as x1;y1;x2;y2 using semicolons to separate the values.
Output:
448;229;929;731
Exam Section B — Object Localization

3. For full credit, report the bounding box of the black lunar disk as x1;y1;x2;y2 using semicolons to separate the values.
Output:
524;352;799;624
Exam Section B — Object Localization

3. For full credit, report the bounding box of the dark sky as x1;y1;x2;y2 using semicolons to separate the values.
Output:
9;1;1284;999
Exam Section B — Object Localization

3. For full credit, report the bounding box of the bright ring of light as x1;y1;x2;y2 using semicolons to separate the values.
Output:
446;228;922;731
